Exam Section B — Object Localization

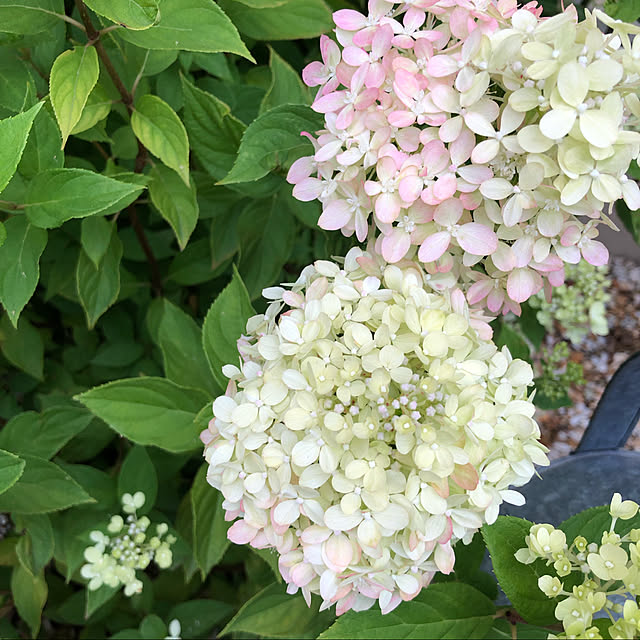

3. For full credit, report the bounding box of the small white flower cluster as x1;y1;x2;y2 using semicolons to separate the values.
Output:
529;260;611;344
202;248;549;615
81;492;175;596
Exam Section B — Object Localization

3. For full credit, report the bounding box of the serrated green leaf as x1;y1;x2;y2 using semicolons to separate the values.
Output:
560;505;640;544
149;164;198;249
218;0;332;40
50;46;99;147
181;75;245;181
237;194;295;299
84;0;159;30
603;0;640;22
117;446;157;514
25;168;143;229
76;227;122;328
190;465;229;578
0;221;5;247
15;513;54;576
0;0;64;35
117;0;253;60
221;582;335;639
202;267;255;389
76;377;209;452
0;314;43;379
131;94;190;185
85;585;118;620
260;47;310;114
157;299;220;396
220;104;321;184
482;516;556;626
0;102;43;195
0;216;47;328
18;106;64;178
0;454;94;514
168;600;234;639
0;449;25;496
11;565;47;638
80;216;113;269
319;583;495;640
0;406;94;460
233;0;287;5
70;84;111;135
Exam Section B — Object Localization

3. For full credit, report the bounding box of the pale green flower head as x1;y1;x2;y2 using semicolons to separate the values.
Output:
587;543;629;581
610;492;639;521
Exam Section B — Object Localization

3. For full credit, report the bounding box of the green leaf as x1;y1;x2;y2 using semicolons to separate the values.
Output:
220;104;321;184
118;445;158;514
25;168;143;229
18;106;64;178
482;516;556;626
250;547;282;583
490;620;550;639
616;199;640;245
233;0;287;5
202;266;255;389
221;582;335;639
0;221;5;247
603;0;640;22
15;513;54;576
149;164;198;249
319;583;495;640
190;465;229;579
181;75;245;181
84;0;160;30
11;565;47;638
218;0;332;40
80;216;112;269
0;0;64;35
0;102;43;194
0;454;94;514
0;407;93;460
76;226;123;328
131;94;190;185
0;314;44;380
50;46;99;147
494;323;531;363
260;47;310;114
0;216;47;328
70;84;111;135
519;302;546;351
157;299;220;396
0;449;25;496
139;615;166;639
532;383;572;410
117;0;253;60
237;194;295;299
85;585;118;620
560;505;640;544
168;599;234;639
76;377;209;452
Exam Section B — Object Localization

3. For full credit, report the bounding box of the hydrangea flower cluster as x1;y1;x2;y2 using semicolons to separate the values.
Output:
288;0;640;315
202;248;549;615
81;492;175;597
529;260;611;345
516;493;640;640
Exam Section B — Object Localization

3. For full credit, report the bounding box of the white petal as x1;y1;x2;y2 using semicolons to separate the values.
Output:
539;108;576;140
324;505;363;531
373;504;409;531
292;439;321;466
212;396;236;422
274;500;300;526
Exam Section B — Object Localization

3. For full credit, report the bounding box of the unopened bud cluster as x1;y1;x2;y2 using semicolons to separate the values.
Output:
529;261;610;344
80;492;175;596
516;493;640;639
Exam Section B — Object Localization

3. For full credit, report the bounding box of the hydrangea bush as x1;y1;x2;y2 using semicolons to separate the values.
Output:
0;0;638;638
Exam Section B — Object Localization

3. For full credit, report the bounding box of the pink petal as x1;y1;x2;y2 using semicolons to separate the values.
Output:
313;92;346;113
507;268;540;303
428;55;459;77
375;192;402;223
302;61;326;88
319;200;352;230
293;178;323;202
227;520;258;545
388;110;416;127
287;156;315;184
290;562;315;587
467;279;493;305
434;542;455;574
342;46;368;66
323;533;353;573
434;198;463;226
381;230;411;263
457;223;497;256
333;9;367;30
433;174;458;201
582;239;609;266
399;175;423;203
418;231;451;262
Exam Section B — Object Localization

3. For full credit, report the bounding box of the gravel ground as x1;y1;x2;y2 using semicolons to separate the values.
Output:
536;256;640;459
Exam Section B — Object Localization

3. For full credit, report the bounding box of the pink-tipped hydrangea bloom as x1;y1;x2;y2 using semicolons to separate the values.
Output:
287;0;640;315
202;248;549;615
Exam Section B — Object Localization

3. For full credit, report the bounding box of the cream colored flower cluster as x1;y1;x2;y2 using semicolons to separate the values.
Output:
202;248;549;615
517;494;640;640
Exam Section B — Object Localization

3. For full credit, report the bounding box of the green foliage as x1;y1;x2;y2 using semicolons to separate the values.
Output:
319;583;495;639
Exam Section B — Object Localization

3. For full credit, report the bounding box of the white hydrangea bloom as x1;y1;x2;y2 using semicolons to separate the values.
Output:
202;248;549;615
